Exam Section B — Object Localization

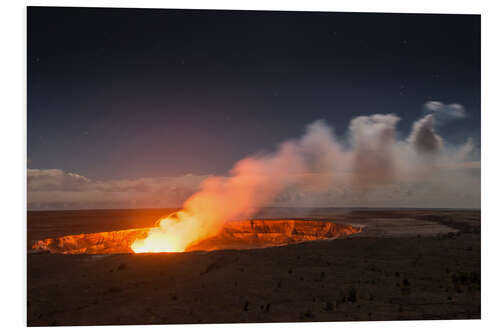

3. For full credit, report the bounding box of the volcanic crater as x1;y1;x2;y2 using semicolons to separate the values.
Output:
31;219;362;254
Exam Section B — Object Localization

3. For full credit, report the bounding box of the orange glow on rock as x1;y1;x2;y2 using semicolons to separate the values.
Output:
32;218;362;255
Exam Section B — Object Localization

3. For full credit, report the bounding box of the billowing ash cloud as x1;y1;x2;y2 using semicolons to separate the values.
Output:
28;107;480;210
407;114;443;153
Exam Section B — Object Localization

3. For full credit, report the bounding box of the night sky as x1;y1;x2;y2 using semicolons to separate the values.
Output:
28;7;480;181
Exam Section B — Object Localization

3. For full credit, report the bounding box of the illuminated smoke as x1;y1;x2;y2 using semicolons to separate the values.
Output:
131;107;478;252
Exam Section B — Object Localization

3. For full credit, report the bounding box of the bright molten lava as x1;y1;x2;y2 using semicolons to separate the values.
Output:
130;211;202;253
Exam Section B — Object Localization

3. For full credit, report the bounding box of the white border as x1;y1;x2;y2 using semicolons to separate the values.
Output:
24;0;483;14
2;0;500;332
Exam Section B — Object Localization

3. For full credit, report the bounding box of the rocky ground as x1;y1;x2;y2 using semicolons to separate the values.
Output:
27;209;480;326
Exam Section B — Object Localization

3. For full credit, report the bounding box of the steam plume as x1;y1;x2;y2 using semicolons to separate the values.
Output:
159;110;478;246
407;114;443;153
349;114;399;184
180;120;342;241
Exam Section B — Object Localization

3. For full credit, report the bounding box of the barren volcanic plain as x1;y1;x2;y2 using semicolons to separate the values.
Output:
27;208;480;326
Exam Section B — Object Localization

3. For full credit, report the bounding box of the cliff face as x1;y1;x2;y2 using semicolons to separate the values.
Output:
32;219;362;254
31;228;149;254
188;219;362;251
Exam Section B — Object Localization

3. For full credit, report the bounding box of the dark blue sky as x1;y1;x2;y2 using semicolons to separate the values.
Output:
27;8;480;180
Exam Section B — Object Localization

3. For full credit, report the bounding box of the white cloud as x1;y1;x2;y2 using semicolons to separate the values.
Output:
27;170;210;210
424;101;467;124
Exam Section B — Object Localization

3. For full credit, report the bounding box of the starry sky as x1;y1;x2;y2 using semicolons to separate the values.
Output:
28;7;480;181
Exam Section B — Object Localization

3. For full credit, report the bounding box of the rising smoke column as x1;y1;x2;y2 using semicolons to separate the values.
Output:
131;107;479;252
131;120;346;251
180;120;342;243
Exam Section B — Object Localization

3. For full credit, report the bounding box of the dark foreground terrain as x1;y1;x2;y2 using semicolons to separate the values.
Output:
27;208;480;326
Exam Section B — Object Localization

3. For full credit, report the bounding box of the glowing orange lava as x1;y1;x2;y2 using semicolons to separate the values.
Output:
130;211;204;253
31;218;362;254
